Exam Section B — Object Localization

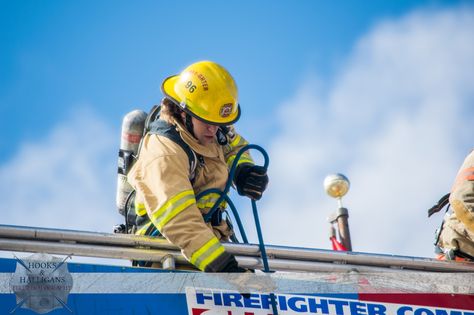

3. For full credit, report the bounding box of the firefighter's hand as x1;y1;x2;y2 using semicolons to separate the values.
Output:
235;164;269;200
217;253;250;273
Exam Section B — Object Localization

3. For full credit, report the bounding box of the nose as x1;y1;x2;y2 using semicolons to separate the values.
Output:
207;124;218;133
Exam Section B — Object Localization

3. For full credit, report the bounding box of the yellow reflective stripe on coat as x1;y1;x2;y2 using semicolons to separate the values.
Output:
136;221;152;236
230;134;245;148
226;153;253;169
190;237;225;271
196;193;227;209
135;202;147;216
150;190;196;231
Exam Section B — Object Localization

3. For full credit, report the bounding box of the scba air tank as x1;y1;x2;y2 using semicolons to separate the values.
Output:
116;109;147;216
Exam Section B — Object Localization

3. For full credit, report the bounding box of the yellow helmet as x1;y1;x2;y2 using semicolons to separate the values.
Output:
161;61;241;125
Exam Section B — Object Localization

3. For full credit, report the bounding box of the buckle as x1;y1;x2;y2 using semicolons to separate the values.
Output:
210;208;223;226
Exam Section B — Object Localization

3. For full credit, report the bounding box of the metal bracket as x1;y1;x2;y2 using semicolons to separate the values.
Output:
161;254;176;270
327;207;349;223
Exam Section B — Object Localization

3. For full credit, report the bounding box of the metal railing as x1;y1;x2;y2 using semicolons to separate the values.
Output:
1;224;473;273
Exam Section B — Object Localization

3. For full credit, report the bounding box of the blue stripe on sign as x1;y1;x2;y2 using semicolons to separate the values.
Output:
0;258;16;272
0;257;187;274
66;262;184;273
0;293;187;315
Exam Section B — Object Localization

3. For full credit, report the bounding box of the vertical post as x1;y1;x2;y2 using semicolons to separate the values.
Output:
324;174;352;252
335;207;352;251
161;254;176;270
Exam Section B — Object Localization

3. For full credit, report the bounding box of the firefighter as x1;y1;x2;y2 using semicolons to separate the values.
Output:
127;61;269;272
436;150;474;261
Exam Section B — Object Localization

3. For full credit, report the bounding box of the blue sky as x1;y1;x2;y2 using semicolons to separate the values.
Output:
2;0;462;157
1;0;474;261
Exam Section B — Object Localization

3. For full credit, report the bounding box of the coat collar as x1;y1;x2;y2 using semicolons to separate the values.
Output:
172;117;220;158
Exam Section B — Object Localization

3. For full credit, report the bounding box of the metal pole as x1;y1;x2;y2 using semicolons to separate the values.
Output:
3;237;474;273
1;224;473;272
336;207;352;251
328;207;352;251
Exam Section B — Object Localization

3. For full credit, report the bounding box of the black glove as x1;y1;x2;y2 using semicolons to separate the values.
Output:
217;253;248;273
204;252;249;273
234;164;269;200
221;261;248;273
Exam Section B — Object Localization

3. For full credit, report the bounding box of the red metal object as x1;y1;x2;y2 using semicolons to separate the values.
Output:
330;236;347;251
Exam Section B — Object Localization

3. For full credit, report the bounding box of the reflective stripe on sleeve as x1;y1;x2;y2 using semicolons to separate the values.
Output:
230;135;245;148
452;167;474;190
136;221;152;236
150;190;196;231
135;202;147;216
196;192;227;209
190;237;225;271
459;167;474;181
226;153;253;169
226;134;253;168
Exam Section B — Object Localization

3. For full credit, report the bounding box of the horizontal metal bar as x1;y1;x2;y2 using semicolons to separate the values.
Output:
0;224;177;250
235;256;403;273
0;238;409;273
0;224;473;272
225;243;474;272
0;238;188;265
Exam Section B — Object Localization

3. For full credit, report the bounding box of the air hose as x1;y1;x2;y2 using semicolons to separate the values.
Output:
196;144;270;266
196;145;279;315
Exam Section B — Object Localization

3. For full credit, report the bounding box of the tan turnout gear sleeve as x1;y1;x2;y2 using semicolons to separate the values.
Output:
128;134;234;272
223;126;254;170
449;150;474;234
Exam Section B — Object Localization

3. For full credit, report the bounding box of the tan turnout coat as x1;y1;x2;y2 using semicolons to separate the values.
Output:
128;117;253;271
438;150;474;258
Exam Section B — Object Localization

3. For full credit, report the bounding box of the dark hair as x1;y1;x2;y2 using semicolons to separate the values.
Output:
160;97;184;123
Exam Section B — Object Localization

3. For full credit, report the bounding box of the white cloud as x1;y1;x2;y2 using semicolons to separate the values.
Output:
0;107;122;232
256;7;474;258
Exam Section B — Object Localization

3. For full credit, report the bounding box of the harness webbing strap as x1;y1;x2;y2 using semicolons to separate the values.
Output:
454;249;474;261
148;119;197;179
428;193;450;217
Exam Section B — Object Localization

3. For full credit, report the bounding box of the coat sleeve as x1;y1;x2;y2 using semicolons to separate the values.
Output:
449;150;474;234
222;125;254;170
128;134;235;272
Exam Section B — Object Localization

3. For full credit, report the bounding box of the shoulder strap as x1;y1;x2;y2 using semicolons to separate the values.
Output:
428;193;450;217
144;105;162;132
148;119;197;181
